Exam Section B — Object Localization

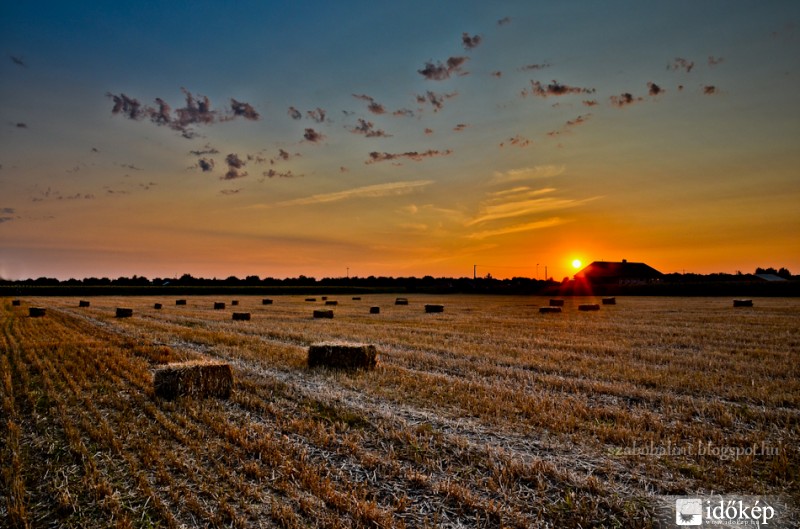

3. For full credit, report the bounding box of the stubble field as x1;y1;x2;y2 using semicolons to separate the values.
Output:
1;294;798;528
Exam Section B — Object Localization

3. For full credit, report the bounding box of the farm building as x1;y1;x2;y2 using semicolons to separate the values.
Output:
574;259;662;285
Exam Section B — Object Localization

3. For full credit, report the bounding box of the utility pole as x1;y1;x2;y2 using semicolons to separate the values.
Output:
545;265;548;281
473;264;477;280
346;267;349;279
536;263;539;280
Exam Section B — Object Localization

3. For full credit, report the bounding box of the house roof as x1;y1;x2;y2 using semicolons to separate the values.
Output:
754;274;787;282
574;260;663;280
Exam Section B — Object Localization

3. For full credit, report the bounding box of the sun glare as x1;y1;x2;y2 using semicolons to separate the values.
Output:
572;259;582;269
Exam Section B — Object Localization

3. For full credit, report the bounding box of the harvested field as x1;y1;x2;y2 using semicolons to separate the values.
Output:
1;294;798;527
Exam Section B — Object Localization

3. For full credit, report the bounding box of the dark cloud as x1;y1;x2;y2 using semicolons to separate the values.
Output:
610;93;643;107
499;135;531;148
263;169;299;178
525;80;595;97
565;114;592;127
222;153;248;180
15;122;27;128
416;90;457;112
453;123;468;132
288;106;302;120
393;108;414;117
306;107;326;123
220;189;240;195
497;16;511;26
10;55;26;67
462;33;482;50
352;94;386;115
1;207;15;214
198;158;215;172
417;56;469;80
519;62;552;71
118;163;143;171
424;128;434;135
703;85;718;95
668;57;694;73
365;149;452;164
350;118;392;138
0;217;14;223
647;82;664;96
189;144;219;156
150;98;172;125
708;56;724;67
174;88;215;128
491;71;502;78
231;99;260;120
303;128;325;143
108;93;145;119
582;99;599;107
339;166;348;173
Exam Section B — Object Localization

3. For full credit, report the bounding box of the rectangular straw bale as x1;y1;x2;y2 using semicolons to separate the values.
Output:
231;300;239;306
262;299;273;305
369;306;380;314
305;298;317;302
28;307;46;317
232;312;251;321
325;300;338;306
116;308;133;318
395;297;409;305
352;297;362;301
79;300;90;307
602;297;616;305
578;304;601;311
425;304;444;313
154;361;233;399
176;299;187;305
733;299;753;307
549;299;565;307
154;303;163;309
12;300;21;306
539;306;562;313
308;342;377;370
214;302;225;310
313;309;334;319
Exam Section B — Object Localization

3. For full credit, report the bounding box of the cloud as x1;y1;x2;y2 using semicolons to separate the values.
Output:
668;57;694;73
462;33;482;50
647;82;664;96
365;149;452;164
453;123;468;132
303;128;325;143
306;107;326;123
497;16;511;26
190;144;219;156
350;118;392;137
0;217;14;223
288;106;302;120
15;122;27;129
108;93;144;119
270;148;300;164
524;80;595;97
565;113;592;127
582;99;599;107
424;128;434;135
610;93;643;107
263;169;300;178
273;180;433;207
491;165;565;183
418;56;469;80
703;85;718;95
231;99;260;120
416;90;458;112
499;134;531;148
220;189;240;195
467;193;597;226
221;153;248;180
519;62;552;71
708;56;724;67
491;71;502;78
1;207;14;214
10;55;26;67
198;158;215;172
468;217;566;239
392;108;414;117
352;94;386;115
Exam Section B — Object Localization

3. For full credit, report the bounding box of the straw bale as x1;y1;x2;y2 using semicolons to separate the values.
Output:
308;342;377;370
395;298;409;305
214;302;225;310
154;303;163;310
370;306;380;314
733;299;753;307
549;299;565;307
231;300;239;306
305;298;317;302
539;306;562;314
79;300;90;307
325;300;338;306
313;309;334;319
578;304;601;311
12;300;21;306
154;361;233;399
115;308;133;318
425;304;444;313
602;297;616;305
176;299;187;305
232;312;251;321
352;297;362;301
28;307;46;317
262;299;273;305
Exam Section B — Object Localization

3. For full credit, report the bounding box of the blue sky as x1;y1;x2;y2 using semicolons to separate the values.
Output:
1;1;798;280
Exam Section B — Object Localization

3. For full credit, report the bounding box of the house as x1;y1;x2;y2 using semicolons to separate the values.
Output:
574;259;663;285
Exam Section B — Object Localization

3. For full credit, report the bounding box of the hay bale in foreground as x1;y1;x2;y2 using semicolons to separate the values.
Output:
425;304;444;313
395;298;409;305
733;299;753;307
539;306;562;314
213;302;225;310
28;307;46;317
262;299;273;305
578;304;601;311
79;300;90;307
176;299;187;306
154;361;233;400
154;303;163;310
549;299;565;307
116;308;133;318
308;342;377;370
12;300;21;306
602;297;616;305
369;306;380;314
313;309;334;319
325;300;338;306
232;312;251;321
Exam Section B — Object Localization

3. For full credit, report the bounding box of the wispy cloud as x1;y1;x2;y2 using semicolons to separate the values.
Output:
708;56;724;67
288;106;302;120
353;94;386;115
350;118;392;137
418;57;469;80
703;85;718;95
272;180;433;207
415;90;458;112
467;193;598;226
365;149;452;164
462;33;482;50
491;165;565;183
518;62;552;71
497;16;511;26
610;92;643;107
647;81;664;96
523;80;595;98
221;153;247;180
306;107;326;123
499;135;532;148
668;57;694;73
9;55;26;67
468;217;566;239
303;128;325;143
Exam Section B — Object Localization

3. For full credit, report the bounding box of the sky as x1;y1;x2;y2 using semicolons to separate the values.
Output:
1;1;798;281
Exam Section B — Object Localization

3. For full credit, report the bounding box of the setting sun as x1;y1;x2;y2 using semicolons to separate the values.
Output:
572;259;583;269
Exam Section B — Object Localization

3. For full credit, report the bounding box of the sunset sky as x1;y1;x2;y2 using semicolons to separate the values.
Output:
1;1;798;281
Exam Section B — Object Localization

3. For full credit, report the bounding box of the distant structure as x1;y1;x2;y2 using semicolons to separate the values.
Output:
574;259;662;285
754;274;787;282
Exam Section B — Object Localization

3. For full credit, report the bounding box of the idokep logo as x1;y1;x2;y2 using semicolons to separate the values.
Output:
675;498;702;526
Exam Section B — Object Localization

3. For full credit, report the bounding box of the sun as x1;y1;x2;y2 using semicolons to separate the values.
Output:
572;259;582;269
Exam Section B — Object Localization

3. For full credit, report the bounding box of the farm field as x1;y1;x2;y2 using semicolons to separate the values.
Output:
1;295;798;528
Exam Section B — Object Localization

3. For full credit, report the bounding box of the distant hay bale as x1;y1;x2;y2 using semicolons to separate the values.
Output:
602;297;616;305
308;342;377;370
325;300;338;306
370;306;380;314
154;303;163;310
733;299;753;307
321;296;328;301
425;304;444;313
79;300;90;307
12;300;21;306
578;304;601;311
549;299;565;307
231;300;239;306
115;308;133;318
153;361;233;400
232;312;251;321
262;299;273;305
28;307;46;317
213;302;225;310
539;306;562;314
176;299;187;306
395;298;409;305
313;309;334;319
352;297;362;301
305;298;317;302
